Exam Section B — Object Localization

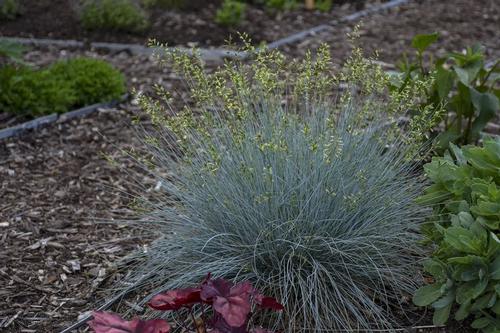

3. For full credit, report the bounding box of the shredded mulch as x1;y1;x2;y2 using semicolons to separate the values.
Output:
0;0;363;47
0;0;499;332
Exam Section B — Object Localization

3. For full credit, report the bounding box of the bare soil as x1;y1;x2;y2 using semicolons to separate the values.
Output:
0;0;361;47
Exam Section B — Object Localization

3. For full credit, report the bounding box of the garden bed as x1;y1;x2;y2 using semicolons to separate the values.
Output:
1;0;499;332
0;0;365;47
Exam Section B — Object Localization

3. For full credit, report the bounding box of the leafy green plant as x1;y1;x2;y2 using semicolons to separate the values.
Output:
0;40;27;65
0;58;125;116
315;0;332;12
261;0;298;10
0;65;76;116
80;0;149;33
108;39;438;331
391;33;500;150
414;138;500;332
215;0;246;26
141;0;185;9
48;58;126;107
0;0;20;20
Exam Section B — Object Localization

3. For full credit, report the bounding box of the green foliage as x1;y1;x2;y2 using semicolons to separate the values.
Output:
414;138;500;332
141;0;185;9
0;58;125;116
80;0;149;33
0;40;27;65
215;0;246;26
315;0;332;12
49;58;126;107
392;33;500;150
261;0;298;10
0;0;20;20
0;66;76;116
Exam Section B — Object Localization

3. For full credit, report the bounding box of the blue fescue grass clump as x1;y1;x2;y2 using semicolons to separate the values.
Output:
119;103;428;332
111;39;440;331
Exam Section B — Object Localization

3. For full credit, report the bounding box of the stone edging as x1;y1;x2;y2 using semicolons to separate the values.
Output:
0;96;127;140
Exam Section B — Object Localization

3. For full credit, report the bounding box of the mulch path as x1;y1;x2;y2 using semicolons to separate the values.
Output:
0;0;499;332
0;0;361;47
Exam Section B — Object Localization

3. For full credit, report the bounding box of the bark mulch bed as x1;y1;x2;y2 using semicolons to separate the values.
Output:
1;0;499;332
283;0;500;63
0;0;365;47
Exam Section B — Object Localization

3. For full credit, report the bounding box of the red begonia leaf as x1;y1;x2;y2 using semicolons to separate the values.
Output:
201;278;253;328
148;288;201;311
88;312;170;333
133;319;171;333
254;294;284;312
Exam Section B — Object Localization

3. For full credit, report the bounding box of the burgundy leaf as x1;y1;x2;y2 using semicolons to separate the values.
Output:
88;312;171;333
149;287;202;311
213;293;251;327
89;311;134;333
133;319;171;333
254;294;284;312
200;278;233;303
202;279;253;327
210;313;248;333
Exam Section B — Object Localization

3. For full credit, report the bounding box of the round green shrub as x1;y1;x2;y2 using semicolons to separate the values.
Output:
0;66;76;116
48;58;126;107
80;0;149;33
0;58;126;116
0;0;20;20
215;0;246;26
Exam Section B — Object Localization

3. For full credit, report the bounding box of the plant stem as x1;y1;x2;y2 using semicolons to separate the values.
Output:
190;308;201;333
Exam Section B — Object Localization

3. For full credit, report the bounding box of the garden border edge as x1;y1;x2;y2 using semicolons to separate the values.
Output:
0;94;128;141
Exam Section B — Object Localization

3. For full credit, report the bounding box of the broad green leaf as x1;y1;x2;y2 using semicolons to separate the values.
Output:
456;279;488;304
471;292;495;311
432;290;455;309
423;259;447;280
435;67;454;100
411;33;439;53
455;300;471;320
449;143;467;166
444;227;483;254
492;299;500;315
413;283;444;306
433;303;452;325
490;255;500;279
471;316;490;329
470;89;500;137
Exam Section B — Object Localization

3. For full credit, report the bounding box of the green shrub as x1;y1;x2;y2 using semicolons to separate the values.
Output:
141;0;185;9
215;0;246;26
414;138;500;332
261;0;298;10
48;58;126;107
111;40;439;331
391;33;500;150
0;40;27;65
80;0;149;33
0;0;20;20
315;0;332;12
0;58;125;116
0;66;76;116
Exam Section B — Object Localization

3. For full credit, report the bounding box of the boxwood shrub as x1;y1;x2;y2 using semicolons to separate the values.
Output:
0;58;125;116
80;0;149;33
414;139;500;332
